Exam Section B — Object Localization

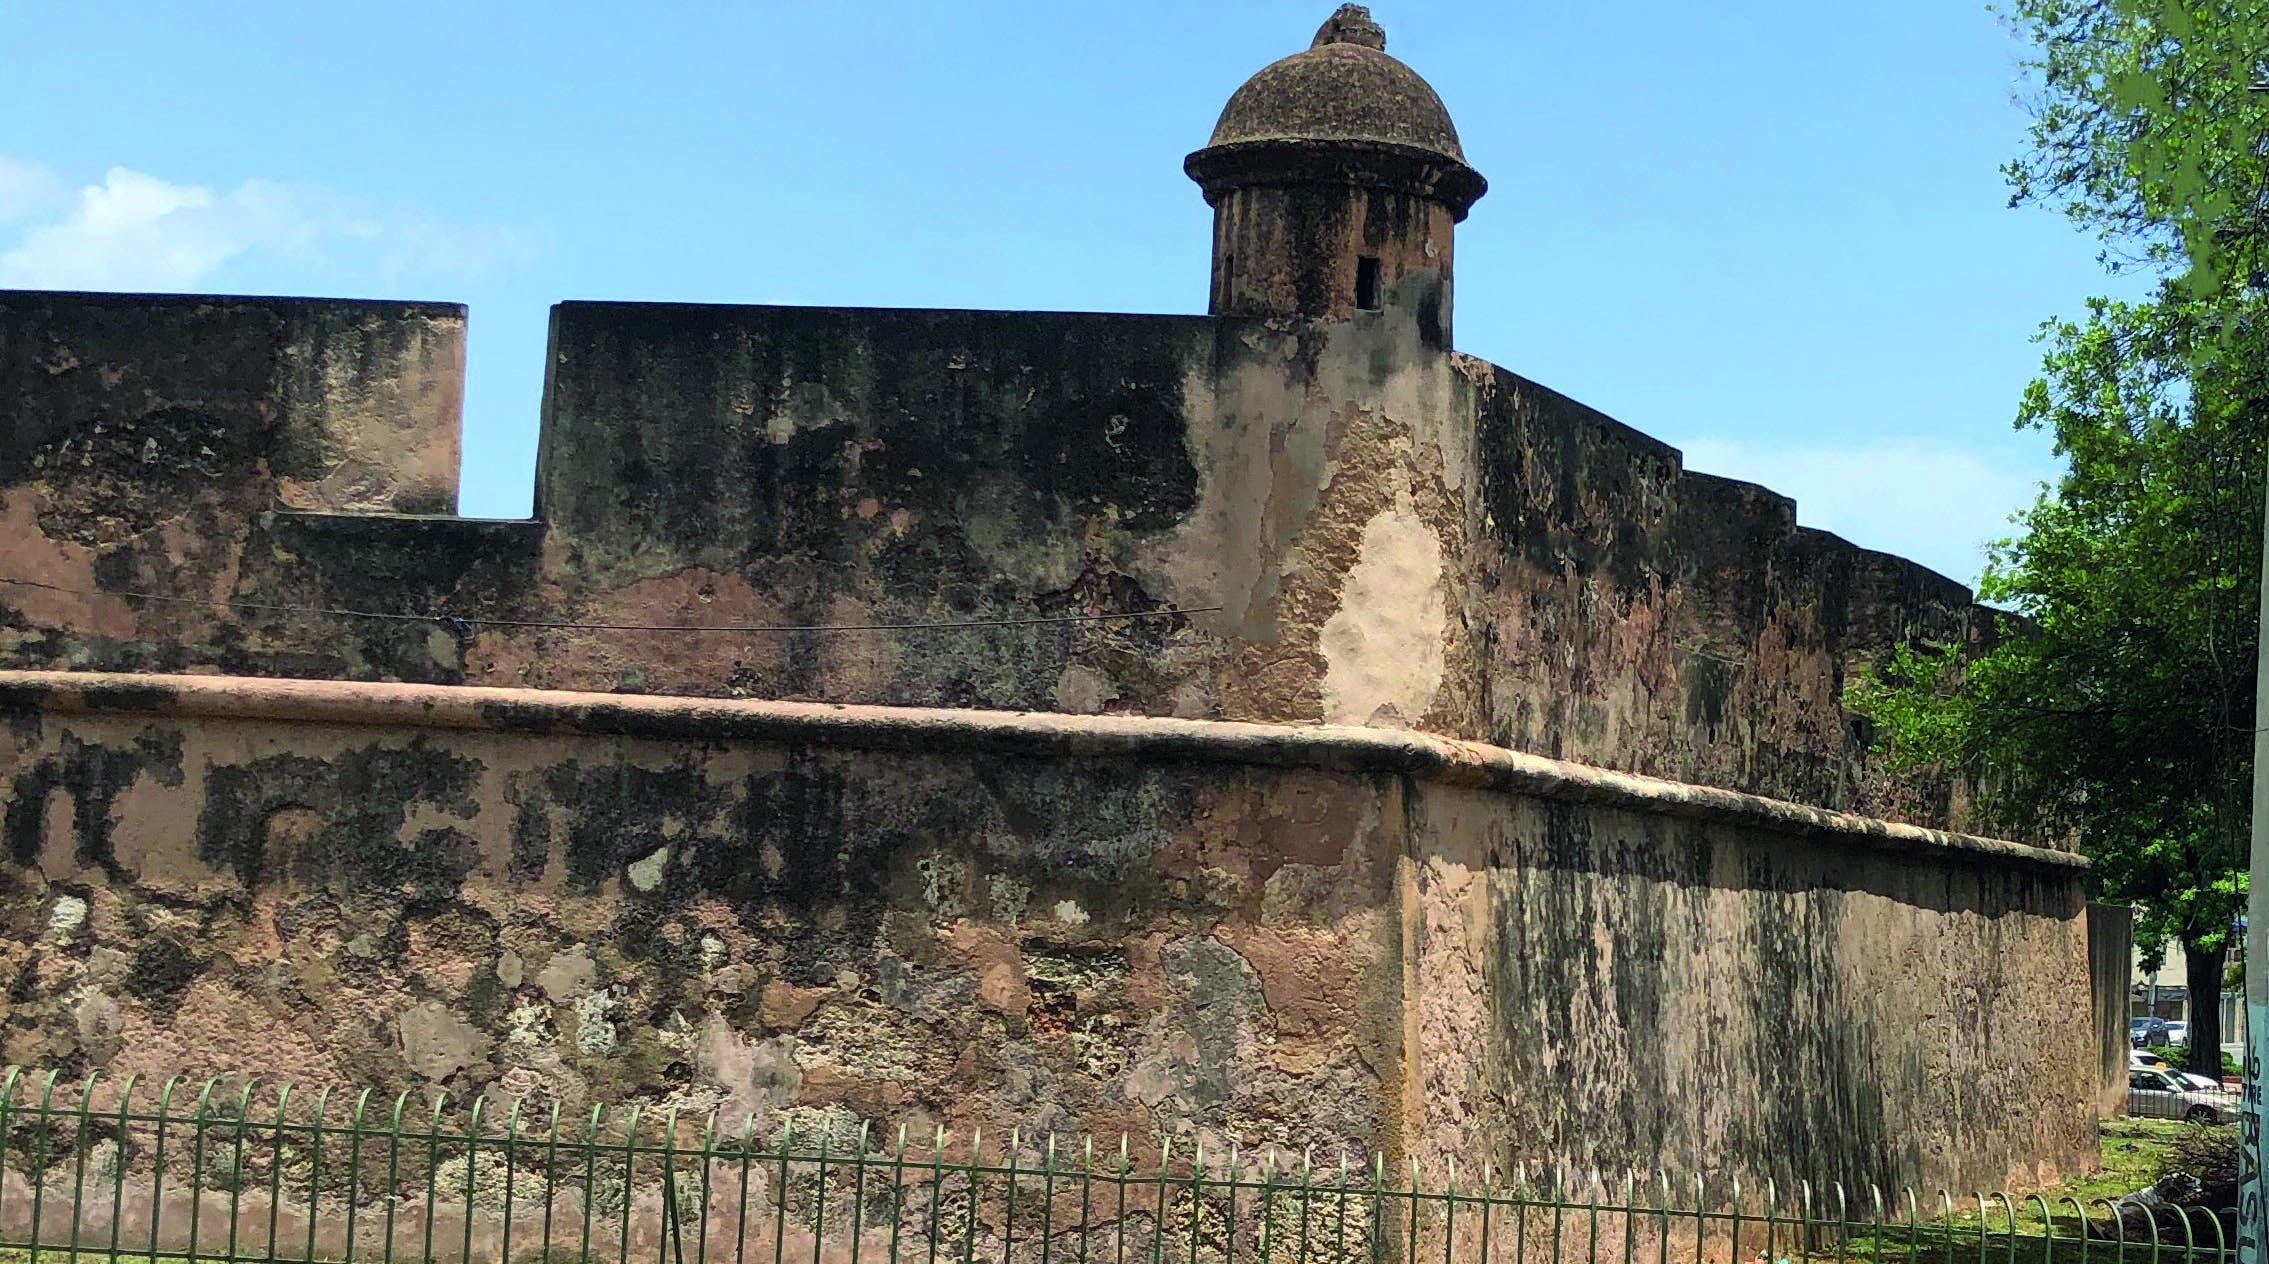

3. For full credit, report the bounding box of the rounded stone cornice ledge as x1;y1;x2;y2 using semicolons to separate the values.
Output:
0;669;2085;874
1183;137;1487;218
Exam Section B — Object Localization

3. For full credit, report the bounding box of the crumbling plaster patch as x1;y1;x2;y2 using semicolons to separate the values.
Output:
400;999;492;1081
1152;317;1477;731
1318;506;1446;725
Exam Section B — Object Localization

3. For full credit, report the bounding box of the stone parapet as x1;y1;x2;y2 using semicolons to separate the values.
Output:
3;671;2083;875
0;668;2096;1195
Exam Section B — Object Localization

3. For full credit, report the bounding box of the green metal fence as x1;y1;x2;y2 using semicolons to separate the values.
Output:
0;1068;2236;1264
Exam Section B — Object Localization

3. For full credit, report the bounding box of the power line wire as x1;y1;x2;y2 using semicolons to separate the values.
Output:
0;575;1214;635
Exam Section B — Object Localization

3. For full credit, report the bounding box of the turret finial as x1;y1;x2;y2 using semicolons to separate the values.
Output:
1311;4;1386;50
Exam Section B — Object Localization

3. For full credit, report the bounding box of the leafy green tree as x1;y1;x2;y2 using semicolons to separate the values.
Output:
1858;0;2269;1072
2005;0;2269;298
1863;291;2265;1069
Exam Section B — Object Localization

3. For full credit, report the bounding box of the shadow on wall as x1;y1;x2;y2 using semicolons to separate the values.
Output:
1456;794;2088;1197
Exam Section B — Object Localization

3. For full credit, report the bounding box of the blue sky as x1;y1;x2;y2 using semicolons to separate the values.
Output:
0;1;2142;586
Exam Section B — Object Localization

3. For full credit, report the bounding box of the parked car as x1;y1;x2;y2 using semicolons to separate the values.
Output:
2132;1049;2231;1092
2128;1067;2231;1123
2133;1017;2172;1048
2165;1021;2191;1047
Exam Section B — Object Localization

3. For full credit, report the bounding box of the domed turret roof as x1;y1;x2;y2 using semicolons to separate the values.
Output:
1186;6;1486;218
1206;6;1465;162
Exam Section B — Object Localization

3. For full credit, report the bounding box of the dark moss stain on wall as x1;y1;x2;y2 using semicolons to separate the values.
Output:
505;781;553;884
24;408;267;546
265;513;545;606
1022;386;1199;531
1730;860;1888;1192
2;729;184;873
497;742;1192;996
1680;653;1738;741
540;306;1211;572
1598;823;1676;1153
532;758;730;891
1465;359;1988;821
1480;801;2078;1193
509;750;903;987
127;935;207;1010
1472;366;1675;598
968;756;1186;894
1279;187;1353;321
196;743;480;904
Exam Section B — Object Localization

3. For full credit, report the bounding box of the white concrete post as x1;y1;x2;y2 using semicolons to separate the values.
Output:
2239;465;2269;1264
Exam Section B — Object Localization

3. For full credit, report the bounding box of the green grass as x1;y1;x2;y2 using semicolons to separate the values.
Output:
2090;1119;2193;1200
1834;1120;2229;1264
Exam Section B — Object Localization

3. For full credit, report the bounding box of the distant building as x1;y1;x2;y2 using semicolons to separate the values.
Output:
2133;933;2245;1055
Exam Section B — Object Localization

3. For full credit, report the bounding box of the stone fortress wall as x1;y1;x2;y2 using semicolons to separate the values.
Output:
0;4;2092;1200
0;673;2092;1198
1;291;1986;828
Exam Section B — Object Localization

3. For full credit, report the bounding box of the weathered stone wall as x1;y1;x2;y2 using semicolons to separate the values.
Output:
532;299;1492;734
1202;184;1458;345
0;289;1996;833
2088;902;2136;1116
1464;365;1990;825
0;290;514;687
528;303;1227;708
1;291;464;518
1407;783;2093;1195
0;672;2092;1193
0;285;2089;1190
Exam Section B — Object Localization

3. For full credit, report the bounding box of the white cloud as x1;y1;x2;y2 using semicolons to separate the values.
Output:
0;159;532;290
1675;436;2051;588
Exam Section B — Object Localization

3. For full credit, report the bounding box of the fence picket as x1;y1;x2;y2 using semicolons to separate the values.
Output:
0;1068;2233;1264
